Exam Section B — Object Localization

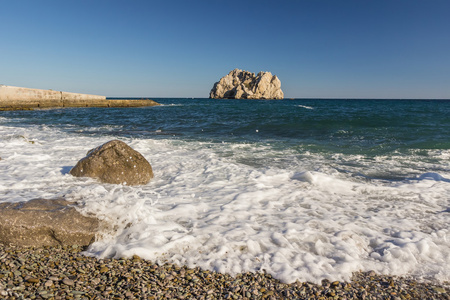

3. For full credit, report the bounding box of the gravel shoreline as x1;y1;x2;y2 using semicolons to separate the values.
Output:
0;244;448;299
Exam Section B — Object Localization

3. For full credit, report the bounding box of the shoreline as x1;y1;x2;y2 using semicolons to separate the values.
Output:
1;99;449;299
0;244;448;299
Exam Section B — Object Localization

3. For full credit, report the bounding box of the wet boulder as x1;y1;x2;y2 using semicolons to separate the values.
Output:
0;198;99;247
70;140;153;185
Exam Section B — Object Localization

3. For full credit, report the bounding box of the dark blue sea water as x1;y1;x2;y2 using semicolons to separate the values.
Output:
4;98;450;152
3;98;450;179
1;98;449;283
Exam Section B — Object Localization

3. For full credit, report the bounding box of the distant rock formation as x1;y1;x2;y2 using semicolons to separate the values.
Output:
0;198;99;247
209;69;284;99
70;140;154;186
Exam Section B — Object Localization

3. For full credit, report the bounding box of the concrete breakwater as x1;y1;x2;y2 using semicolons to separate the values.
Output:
0;85;159;110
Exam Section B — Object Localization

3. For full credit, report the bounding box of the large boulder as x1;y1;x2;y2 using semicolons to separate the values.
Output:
0;198;99;247
209;69;284;99
70;140;153;185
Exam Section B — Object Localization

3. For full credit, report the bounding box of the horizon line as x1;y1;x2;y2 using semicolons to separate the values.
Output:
106;97;450;101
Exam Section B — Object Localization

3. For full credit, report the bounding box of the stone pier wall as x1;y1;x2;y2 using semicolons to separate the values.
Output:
0;85;106;101
0;85;160;110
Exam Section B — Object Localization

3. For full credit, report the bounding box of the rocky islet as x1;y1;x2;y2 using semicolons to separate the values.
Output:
209;69;284;100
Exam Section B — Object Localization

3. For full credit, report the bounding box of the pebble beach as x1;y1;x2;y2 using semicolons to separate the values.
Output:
0;245;448;300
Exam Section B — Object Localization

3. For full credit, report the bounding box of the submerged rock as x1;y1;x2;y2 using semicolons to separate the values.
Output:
0;198;99;247
209;69;284;99
70;140;153;185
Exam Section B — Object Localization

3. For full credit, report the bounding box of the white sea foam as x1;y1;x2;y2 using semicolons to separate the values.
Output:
157;103;184;107
296;105;314;110
0;124;449;284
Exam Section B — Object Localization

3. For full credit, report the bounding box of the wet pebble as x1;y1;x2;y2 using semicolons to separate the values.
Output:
62;278;74;286
0;244;448;299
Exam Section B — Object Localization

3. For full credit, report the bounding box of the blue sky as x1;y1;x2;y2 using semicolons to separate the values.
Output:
1;0;449;98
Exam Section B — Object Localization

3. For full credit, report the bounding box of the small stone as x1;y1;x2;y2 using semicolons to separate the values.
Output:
44;280;53;287
26;278;39;283
62;278;74;286
100;267;109;273
327;291;336;297
433;287;446;293
132;255;141;262
72;291;85;295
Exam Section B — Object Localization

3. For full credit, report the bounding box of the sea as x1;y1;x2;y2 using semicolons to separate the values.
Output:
0;98;449;284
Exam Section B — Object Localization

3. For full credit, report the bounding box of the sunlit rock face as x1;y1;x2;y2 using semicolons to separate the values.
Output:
70;140;153;186
0;198;100;247
209;69;284;99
